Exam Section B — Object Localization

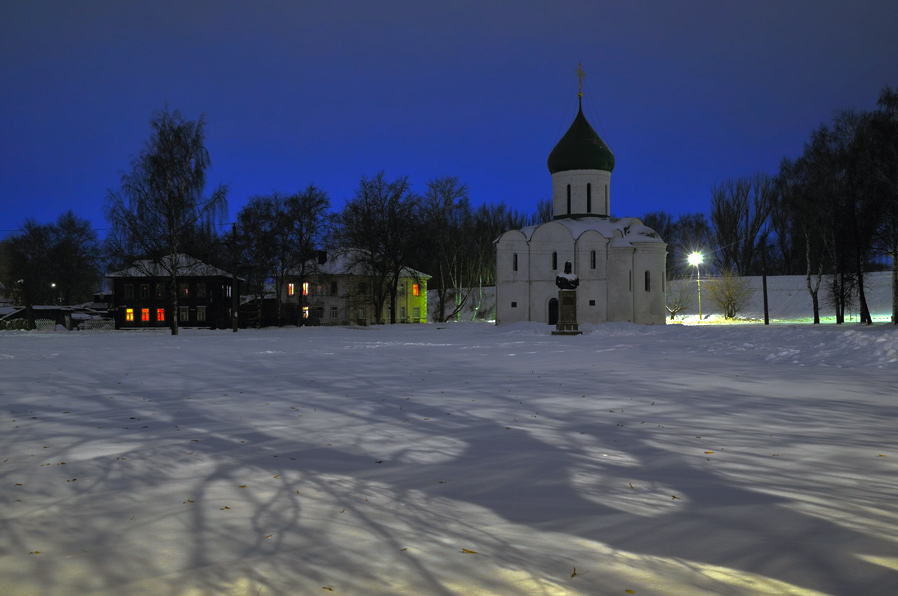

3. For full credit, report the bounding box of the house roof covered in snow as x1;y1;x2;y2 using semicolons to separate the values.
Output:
291;249;431;280
106;254;237;279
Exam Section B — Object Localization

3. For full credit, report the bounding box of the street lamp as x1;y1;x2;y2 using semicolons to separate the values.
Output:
687;252;703;321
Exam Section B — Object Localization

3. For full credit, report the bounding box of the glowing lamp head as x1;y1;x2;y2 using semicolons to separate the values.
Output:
688;252;703;267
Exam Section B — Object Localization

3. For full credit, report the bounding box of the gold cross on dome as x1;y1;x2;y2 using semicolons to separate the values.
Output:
576;62;585;98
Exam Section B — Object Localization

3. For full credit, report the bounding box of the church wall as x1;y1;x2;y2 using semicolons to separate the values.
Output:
495;230;531;324
631;243;668;324
574;230;610;323
552;170;611;217
528;223;574;324
608;243;636;322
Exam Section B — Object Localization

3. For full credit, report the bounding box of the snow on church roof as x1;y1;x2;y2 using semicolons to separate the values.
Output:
511;216;665;244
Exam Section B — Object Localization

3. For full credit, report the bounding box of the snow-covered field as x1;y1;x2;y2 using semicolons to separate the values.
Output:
2;321;897;596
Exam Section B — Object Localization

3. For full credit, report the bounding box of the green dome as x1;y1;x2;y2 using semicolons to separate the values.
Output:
547;102;615;174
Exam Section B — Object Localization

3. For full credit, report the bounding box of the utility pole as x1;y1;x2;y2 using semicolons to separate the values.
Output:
762;238;769;325
231;223;239;332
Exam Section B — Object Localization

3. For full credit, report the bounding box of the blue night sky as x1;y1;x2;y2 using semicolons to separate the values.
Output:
2;1;896;240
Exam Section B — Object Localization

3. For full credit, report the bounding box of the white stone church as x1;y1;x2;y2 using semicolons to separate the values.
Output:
495;89;667;326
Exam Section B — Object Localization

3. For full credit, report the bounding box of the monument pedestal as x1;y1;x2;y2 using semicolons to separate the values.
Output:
552;289;582;335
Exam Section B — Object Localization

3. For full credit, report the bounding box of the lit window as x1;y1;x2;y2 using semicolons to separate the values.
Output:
302;306;309;319
412;284;419;296
302;282;309;296
197;306;206;322
157;308;165;321
288;283;295;296
125;308;134;322
141;308;150;322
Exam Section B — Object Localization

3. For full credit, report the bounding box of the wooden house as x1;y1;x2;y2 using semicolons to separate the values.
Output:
106;254;239;330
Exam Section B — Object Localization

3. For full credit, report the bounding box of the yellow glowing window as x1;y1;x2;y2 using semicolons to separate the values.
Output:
302;282;309;296
288;283;295;296
125;308;134;322
302;306;309;319
141;309;150;322
157;308;165;321
412;284;419;296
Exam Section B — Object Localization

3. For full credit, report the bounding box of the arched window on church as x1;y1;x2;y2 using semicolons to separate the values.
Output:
566;185;571;214
513;253;518;272
590;250;596;269
645;270;651;292
586;183;592;213
552;252;558;270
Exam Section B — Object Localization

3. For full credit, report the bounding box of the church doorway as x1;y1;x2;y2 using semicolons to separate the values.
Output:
548;298;559;325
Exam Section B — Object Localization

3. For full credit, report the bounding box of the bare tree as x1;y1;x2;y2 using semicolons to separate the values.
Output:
335;172;422;324
0;213;102;329
710;174;775;275
420;176;472;322
706;269;755;319
285;184;331;324
869;86;898;323
665;275;695;320
105;108;228;335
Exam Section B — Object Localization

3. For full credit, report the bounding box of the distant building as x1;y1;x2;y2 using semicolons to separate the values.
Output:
282;250;429;325
495;72;667;325
106;254;239;330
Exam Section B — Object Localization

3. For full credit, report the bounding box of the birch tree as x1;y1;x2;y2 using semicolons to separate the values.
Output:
105;108;228;335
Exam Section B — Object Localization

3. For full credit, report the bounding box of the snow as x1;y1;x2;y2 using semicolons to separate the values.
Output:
2;321;897;595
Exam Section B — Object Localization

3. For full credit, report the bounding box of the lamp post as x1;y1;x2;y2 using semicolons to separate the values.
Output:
688;252;703;321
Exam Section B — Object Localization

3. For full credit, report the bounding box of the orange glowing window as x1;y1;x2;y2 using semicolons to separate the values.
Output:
157;308;165;322
125;308;134;322
412;284;420;296
288;283;295;296
302;306;309;319
302;282;309;296
141;308;150;322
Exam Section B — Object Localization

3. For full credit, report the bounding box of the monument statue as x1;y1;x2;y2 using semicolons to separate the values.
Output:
555;261;579;290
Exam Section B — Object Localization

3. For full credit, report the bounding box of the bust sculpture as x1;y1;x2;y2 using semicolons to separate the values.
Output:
555;261;579;290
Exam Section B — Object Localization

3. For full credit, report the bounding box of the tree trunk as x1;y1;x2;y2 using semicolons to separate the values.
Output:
805;234;822;324
855;251;873;324
887;244;898;324
170;267;179;336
